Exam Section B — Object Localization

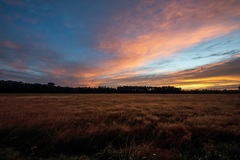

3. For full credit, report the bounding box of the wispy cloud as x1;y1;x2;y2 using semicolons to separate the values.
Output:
192;50;240;60
1;0;240;89
0;41;22;49
100;58;240;89
93;0;240;77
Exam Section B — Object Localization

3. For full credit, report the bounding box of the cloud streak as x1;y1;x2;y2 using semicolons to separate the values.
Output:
0;0;240;89
93;0;240;77
100;58;240;89
0;41;22;49
192;50;240;60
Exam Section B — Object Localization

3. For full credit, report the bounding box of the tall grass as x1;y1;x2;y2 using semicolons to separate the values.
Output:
0;94;239;159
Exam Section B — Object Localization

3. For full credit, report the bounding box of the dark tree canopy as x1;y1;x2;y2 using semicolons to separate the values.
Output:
0;80;239;94
47;82;55;87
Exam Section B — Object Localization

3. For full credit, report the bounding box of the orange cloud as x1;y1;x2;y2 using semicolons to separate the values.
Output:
43;0;240;88
90;0;240;80
97;57;240;89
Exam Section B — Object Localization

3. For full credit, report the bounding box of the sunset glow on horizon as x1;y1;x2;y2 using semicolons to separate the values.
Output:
1;0;240;89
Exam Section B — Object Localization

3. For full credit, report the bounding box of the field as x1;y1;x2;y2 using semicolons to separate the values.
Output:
0;94;240;159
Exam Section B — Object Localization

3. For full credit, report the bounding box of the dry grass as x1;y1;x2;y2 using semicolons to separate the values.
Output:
0;94;240;159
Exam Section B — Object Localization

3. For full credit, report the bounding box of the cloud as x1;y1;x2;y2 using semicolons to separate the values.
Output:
1;0;240;88
101;58;240;89
93;0;240;78
0;40;110;86
0;41;22;49
192;50;240;60
0;41;75;84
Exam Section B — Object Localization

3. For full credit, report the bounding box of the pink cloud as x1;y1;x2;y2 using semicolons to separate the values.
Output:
94;1;239;74
97;58;240;89
0;41;22;49
62;0;240;87
2;0;239;89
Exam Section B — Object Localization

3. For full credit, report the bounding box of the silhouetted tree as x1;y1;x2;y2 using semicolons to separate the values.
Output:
47;82;55;87
0;80;239;94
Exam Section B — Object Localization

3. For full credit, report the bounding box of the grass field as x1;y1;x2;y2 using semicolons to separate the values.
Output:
0;94;240;159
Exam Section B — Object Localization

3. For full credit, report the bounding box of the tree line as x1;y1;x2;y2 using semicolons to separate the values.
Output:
0;80;239;94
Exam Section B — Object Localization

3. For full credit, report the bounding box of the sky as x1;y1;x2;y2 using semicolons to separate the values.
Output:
0;0;240;90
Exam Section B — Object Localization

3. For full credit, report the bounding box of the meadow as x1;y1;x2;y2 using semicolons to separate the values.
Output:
0;94;239;159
